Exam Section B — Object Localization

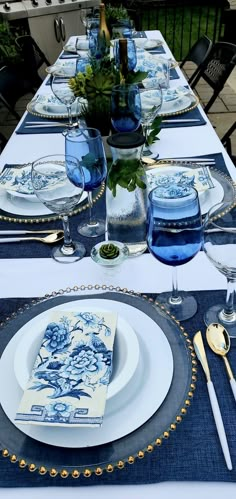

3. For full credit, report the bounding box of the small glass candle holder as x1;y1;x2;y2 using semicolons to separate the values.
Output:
91;241;129;268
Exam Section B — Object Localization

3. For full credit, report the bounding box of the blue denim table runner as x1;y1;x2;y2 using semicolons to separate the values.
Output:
0;153;227;259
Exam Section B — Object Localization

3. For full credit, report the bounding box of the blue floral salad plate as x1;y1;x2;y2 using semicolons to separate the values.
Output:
0;298;173;447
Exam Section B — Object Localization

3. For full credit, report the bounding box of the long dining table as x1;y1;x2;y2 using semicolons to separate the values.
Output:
0;30;236;498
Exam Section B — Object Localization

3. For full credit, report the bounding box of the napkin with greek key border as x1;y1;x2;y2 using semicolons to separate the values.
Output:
15;310;117;427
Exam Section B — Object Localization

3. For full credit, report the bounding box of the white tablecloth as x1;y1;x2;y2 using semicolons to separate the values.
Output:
0;30;235;497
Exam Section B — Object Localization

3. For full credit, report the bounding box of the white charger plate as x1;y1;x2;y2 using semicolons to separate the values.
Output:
14;306;140;401
147;165;224;215
0;298;173;448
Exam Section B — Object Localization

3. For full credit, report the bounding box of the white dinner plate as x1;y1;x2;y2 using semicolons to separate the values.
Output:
147;165;224;215
0;298;174;448
0;190;87;217
14;306;140;401
135;38;163;50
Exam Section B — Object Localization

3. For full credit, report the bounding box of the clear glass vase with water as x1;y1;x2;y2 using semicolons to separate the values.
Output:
106;132;148;257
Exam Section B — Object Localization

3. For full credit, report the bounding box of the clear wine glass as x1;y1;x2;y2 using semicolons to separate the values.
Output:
111;83;141;133
50;73;76;128
65;128;107;237
203;200;236;338
31;154;86;263
147;184;202;320
80;9;99;38
139;85;163;157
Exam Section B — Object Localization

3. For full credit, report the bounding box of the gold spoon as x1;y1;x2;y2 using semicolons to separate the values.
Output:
206;323;236;402
0;231;64;244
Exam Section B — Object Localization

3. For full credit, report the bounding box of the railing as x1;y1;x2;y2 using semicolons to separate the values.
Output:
123;0;230;60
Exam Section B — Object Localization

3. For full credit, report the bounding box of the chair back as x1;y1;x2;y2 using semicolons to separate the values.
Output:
180;34;213;84
190;41;236;112
15;35;50;87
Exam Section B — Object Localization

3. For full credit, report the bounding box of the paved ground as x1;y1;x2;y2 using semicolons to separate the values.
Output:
1;63;236;158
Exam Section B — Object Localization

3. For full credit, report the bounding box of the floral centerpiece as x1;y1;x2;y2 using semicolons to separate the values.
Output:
69;53;147;136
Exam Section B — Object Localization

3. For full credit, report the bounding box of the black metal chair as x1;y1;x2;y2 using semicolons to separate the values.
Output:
15;35;51;89
0;65;27;120
0;131;7;153
180;34;213;85
221;120;236;164
190;41;236;113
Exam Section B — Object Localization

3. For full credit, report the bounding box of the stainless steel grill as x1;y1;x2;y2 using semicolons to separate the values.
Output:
0;0;99;62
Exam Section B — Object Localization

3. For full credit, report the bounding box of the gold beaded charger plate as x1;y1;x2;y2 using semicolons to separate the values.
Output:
146;162;236;216
0;184;104;223
0;298;173;447
0;286;194;477
27;92;78;120
159;93;199;117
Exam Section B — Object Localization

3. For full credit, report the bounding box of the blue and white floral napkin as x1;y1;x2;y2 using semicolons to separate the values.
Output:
15;310;117;427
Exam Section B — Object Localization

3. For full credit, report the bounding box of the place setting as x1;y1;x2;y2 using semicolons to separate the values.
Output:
0;160;95;224
0;284;194;476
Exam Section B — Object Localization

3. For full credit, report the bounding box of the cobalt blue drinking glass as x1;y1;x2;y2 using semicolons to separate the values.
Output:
65;128;107;237
147;185;202;320
111;83;141;132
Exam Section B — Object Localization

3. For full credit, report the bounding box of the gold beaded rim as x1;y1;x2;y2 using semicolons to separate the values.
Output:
159;94;199;117
0;183;105;224
145;162;236;218
0;284;196;478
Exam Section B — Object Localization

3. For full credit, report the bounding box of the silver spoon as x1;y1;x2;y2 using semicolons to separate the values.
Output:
206;323;236;402
0;231;64;244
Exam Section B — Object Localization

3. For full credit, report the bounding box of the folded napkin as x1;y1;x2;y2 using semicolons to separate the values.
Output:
0;163;33;195
15;310;117;427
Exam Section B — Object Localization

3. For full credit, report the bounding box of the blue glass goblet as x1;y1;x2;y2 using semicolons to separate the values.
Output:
65;127;107;237
147;185;202;320
111;83;141;132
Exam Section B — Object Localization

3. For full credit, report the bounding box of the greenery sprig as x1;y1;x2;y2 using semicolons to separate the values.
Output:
107;159;146;197
147;116;162;145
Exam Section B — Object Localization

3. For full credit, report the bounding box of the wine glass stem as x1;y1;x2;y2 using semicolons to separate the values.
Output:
169;266;182;306
221;278;236;321
67;105;73;127
61;215;75;253
142;123;149;145
88;191;95;225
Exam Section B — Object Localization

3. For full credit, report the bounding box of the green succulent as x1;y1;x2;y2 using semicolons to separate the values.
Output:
99;243;120;259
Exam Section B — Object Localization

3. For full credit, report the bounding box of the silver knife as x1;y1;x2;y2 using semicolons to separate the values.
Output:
0;230;62;235
162;119;201;123
193;331;233;471
25;124;65;129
